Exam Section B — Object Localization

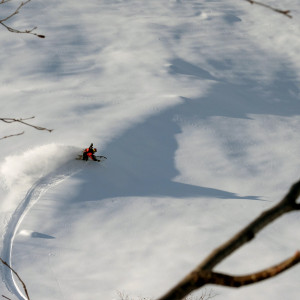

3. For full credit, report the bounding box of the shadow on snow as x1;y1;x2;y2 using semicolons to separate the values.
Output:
74;106;259;202
73;58;300;203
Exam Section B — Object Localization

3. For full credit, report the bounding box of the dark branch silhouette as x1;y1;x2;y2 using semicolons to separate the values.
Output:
157;180;300;300
0;0;45;38
245;0;292;18
0;258;30;300
0;131;24;140
209;251;300;287
0;116;53;139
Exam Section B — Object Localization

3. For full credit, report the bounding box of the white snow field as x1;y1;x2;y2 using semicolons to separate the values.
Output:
0;0;300;299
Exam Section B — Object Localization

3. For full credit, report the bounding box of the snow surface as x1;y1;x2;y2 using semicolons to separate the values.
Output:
0;0;300;299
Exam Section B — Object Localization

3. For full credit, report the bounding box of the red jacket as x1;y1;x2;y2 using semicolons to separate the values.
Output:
83;147;97;161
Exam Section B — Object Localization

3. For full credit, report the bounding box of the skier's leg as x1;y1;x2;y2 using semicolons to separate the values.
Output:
82;152;88;161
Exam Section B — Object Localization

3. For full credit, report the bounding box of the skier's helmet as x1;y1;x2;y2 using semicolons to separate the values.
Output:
93;148;97;153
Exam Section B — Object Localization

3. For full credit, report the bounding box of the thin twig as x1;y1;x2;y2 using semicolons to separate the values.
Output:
0;0;12;5
0;0;31;23
0;258;30;300
1;117;53;130
0;0;45;38
0;131;24;140
245;0;292;18
1;117;53;139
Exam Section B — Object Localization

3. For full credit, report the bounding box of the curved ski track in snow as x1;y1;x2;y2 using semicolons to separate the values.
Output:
1;161;81;300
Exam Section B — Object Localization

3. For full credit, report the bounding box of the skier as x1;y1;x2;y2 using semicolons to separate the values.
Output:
82;143;100;162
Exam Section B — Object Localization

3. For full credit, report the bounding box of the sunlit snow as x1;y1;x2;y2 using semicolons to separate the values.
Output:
0;1;300;299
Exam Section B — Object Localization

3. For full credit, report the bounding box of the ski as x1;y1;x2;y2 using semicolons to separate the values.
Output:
76;155;107;161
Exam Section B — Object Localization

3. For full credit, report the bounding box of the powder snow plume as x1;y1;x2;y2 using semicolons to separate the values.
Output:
0;144;81;211
1;144;80;188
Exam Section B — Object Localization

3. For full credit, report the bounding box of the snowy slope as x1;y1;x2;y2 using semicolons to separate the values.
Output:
0;0;300;299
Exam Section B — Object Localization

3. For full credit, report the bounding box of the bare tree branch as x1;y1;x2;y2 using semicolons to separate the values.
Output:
1;117;53;131
203;251;300;287
0;116;53;139
245;0;292;18
0;0;30;23
0;0;12;5
0;258;30;300
157;180;300;300
198;181;300;271
0;0;45;38
0;131;25;140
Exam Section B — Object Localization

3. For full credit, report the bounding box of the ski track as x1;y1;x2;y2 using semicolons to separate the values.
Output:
1;161;81;300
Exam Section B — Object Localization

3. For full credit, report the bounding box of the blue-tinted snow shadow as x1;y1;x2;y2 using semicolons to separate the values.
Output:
31;232;55;239
170;58;300;118
25;24;102;79
73;106;259;202
73;59;299;203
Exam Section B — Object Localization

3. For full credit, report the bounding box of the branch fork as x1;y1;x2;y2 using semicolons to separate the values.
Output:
157;181;300;300
0;0;45;38
1;116;53;139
